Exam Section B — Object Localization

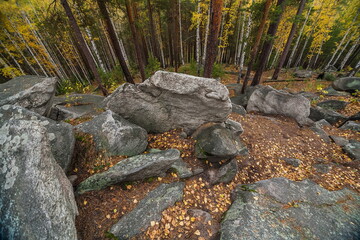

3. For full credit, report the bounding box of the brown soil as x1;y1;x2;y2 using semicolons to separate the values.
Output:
73;70;359;240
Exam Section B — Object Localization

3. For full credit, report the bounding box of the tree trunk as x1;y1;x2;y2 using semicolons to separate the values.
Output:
202;5;211;66
340;37;359;70
203;0;223;78
147;0;160;62
252;0;286;86
179;0;185;65
171;0;181;71
348;59;360;77
97;0;134;84
272;0;306;80
0;40;25;75
125;0;146;81
241;0;271;92
237;10;252;84
60;0;108;95
196;0;202;75
332;32;354;67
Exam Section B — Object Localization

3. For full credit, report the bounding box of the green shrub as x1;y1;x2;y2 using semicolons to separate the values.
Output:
99;65;125;91
323;73;336;81
178;60;199;76
212;63;225;78
145;56;161;78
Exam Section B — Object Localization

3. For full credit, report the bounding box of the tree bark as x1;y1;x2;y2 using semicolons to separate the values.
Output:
125;0;146;81
203;0;223;78
252;0;286;86
147;0;161;62
179;0;185;65
272;0;306;80
97;0;134;84
241;0;271;92
340;37;359;70
60;0;108;95
196;0;202;75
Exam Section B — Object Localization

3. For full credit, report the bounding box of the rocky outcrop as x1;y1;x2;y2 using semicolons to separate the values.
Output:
309;106;348;125
221;178;360;240
0;119;78;240
0;75;57;116
332;77;360;93
49;94;105;121
76;110;148;157
294;70;312;78
0;105;75;171
247;86;311;125
110;182;185;239
76;149;181;194
193;122;247;162
104;71;231;134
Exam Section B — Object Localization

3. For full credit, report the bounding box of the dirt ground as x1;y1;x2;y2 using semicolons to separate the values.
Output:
72;70;360;240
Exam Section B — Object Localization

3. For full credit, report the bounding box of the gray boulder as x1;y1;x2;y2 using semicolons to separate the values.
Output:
314;119;331;127
343;140;360;160
247;86;311;125
0;105;75;171
294;70;312;78
330;135;349;147
297;91;319;101
193;123;248;162
231;103;246;115
309;121;331;143
76;149;181;194
110;182;185;239
323;86;350;96
0;119;78;240
76;110;148;157
309;106;348;125
349;111;360;121
224;119;244;136
340;121;360;132
230;85;260;107
0;75;57;116
332;77;360;93
170;159;193;178
221;177;360;240
209;159;238;185
317;99;348;111
282;158;302;167
49;94;105;121
104;71;231;134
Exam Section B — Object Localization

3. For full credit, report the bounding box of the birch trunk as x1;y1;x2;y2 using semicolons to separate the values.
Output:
340;37;359;70
196;0;202;74
0;40;25;75
237;11;252;83
179;0;185;65
332;33;354;67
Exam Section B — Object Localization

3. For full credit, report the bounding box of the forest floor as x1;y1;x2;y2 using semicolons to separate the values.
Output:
71;69;360;240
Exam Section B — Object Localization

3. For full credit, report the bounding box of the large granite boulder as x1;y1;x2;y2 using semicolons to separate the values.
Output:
49;94;105;121
104;71;231;134
221;178;360;240
294;70;312;78
309;106;348;125
110;182;185;239
332;77;360;93
0;75;57;116
0;119;78;240
193;122;247;162
76;149;181;194
76;110;148;157
0;105;75;171
247;86;311;125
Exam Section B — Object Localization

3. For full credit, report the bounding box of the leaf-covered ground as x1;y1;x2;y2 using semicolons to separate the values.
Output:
72;70;359;240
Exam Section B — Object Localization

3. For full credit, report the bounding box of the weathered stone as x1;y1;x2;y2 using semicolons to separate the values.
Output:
170;159;193;178
317;99;348;111
323;86;350;96
294;70;312;78
282;158;302;167
0;105;75;171
309;106;348;125
110;182;185;239
340;121;360;132
229;85;259;107
309;124;331;143
76;110;148;157
187;209;220;239
76;149;181;194
224;119;244;136
343;140;360;160
193;123;248;162
349;111;360;121
314;119;331;127
297;91;319;100
104;71;231;134
330;135;349;147
221;178;360;240
0;119;78;240
332;77;360;93
313;163;333;174
247;85;311;125
49;94;105;121
210;159;238;185
231;103;246;115
0;75;57;116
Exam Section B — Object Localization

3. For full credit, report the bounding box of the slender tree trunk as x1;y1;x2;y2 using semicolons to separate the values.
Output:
171;0;181;71
237;10;252;83
252;0;286;86
272;0;306;80
286;6;311;68
60;0;108;95
202;5;211;65
0;40;25;75
196;0;202;75
348;59;360;77
147;0;160;61
340;37;359;70
125;0;146;81
332;32;354;67
86;28;106;72
156;10;166;68
0;56;17;78
97;0;134;84
179;0;185;65
241;0;271;92
203;0;223;78
295;34;311;68
326;29;350;68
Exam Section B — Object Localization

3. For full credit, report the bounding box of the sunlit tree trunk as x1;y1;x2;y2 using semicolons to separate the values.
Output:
348;59;360;77
237;11;252;84
0;39;25;75
332;32;354;67
196;0;202;75
340;37;359;70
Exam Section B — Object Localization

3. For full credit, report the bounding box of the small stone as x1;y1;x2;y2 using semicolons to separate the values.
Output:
282;158;302;167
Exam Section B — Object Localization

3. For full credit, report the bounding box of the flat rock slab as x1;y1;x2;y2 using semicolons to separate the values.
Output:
294;70;312;78
49;94;105;121
104;71;231;134
110;182;185;239
221;177;360;240
340;121;360;132
0;119;78;239
317;99;348;111
0;75;57;116
309;106;348;125
332;77;360;93
343;140;360;160
76;110;148;157
323;86;350;96
0;105;75;171
76;149;181;194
